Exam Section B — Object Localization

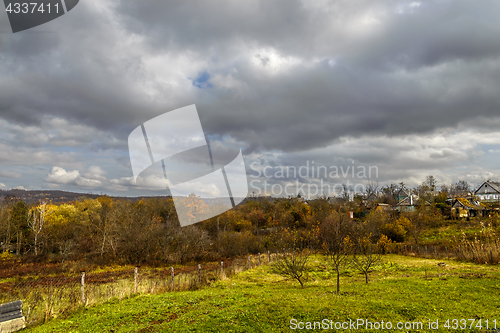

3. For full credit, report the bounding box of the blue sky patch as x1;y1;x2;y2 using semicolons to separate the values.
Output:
192;71;212;89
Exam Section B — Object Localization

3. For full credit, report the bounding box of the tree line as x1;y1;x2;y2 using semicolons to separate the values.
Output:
0;189;460;267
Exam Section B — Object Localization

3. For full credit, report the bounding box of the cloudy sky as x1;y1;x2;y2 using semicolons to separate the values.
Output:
1;0;500;197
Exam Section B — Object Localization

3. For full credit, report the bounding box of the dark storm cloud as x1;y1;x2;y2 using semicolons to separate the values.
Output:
111;0;500;152
2;0;500;152
0;2;180;137
1;0;500;193
116;0;500;65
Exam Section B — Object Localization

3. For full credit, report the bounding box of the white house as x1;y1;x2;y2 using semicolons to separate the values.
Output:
474;181;500;203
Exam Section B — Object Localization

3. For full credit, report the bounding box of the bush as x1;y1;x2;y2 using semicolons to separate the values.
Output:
377;234;393;254
381;217;411;242
271;249;310;288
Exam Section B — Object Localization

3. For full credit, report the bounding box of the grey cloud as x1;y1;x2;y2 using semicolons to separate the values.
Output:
0;170;21;178
115;0;500;152
1;0;500;194
2;0;500;154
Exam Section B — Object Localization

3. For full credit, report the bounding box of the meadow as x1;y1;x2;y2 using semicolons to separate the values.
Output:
23;254;500;333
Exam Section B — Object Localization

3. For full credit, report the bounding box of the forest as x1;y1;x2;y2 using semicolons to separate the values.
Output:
1;178;498;267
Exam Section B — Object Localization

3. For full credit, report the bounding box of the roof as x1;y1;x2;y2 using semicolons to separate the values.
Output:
395;187;410;197
396;194;430;206
376;203;393;211
453;198;486;210
364;192;381;201
475;181;500;194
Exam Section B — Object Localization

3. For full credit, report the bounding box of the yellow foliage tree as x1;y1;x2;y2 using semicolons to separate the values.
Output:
181;193;209;223
46;204;78;226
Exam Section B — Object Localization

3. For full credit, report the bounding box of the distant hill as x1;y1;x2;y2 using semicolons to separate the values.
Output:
0;189;171;205
0;189;265;206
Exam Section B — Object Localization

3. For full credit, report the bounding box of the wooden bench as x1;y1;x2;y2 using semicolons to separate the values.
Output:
0;300;25;333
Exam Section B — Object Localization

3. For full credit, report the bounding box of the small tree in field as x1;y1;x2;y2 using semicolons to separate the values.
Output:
272;249;310;288
352;235;382;284
319;213;353;294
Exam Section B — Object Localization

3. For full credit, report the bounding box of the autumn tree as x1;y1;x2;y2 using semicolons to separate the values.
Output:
351;234;382;284
404;207;441;245
272;248;310;288
362;210;391;242
10;199;29;255
424;175;438;192
176;194;209;225
308;196;333;222
380;183;400;205
318;212;353;294
381;216;411;242
27;201;52;256
44;203;78;262
0;199;12;251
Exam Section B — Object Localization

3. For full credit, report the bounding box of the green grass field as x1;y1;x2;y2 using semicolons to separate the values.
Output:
24;255;500;332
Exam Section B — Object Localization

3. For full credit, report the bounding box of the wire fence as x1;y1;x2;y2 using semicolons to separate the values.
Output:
4;245;497;328
390;243;455;259
0;252;276;327
388;242;500;264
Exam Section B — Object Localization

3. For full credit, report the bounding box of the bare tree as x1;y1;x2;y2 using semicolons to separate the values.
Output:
351;237;382;284
272;249;310;288
364;180;379;200
0;202;10;252
27;201;50;256
424;175;438;192
319;213;352;294
381;183;399;205
340;183;354;202
453;180;471;197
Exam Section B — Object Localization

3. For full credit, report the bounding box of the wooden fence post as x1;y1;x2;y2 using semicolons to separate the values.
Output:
171;267;174;290
248;255;251;269
434;246;437;258
198;264;201;284
445;246;448;259
258;253;261;266
268;251;271;263
81;272;85;305
221;261;224;277
134;267;138;293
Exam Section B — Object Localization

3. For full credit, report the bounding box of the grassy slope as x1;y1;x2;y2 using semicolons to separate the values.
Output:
25;255;500;333
419;223;483;245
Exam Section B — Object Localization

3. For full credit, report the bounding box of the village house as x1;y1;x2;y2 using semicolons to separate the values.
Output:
395;187;410;202
375;203;393;212
474;181;500;203
451;198;488;218
395;194;429;212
